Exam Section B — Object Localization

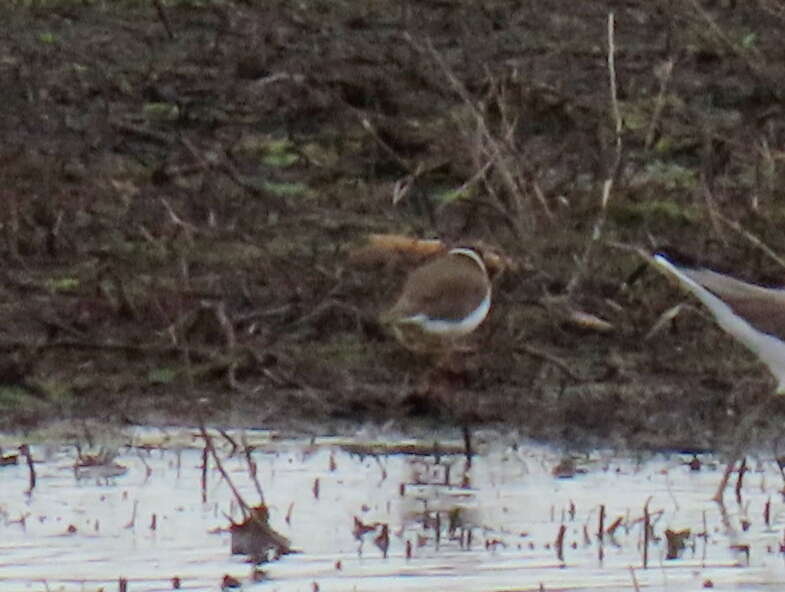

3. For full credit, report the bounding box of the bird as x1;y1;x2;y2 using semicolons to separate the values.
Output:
652;251;785;394
380;246;492;355
652;250;785;503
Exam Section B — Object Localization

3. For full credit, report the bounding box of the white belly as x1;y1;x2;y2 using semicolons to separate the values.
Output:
402;292;491;337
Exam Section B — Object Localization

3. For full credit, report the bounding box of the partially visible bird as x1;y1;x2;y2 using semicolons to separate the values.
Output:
653;251;785;394
380;246;492;355
652;250;785;503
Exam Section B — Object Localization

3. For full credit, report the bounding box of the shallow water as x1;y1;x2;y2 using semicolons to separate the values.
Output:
1;428;784;591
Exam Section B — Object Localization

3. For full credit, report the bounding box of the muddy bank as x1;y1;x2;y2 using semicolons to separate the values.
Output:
3;1;785;449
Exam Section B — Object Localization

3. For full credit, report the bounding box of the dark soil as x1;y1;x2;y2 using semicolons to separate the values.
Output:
4;0;785;451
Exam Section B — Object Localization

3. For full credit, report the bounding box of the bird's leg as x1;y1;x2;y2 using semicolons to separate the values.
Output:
413;349;453;396
435;341;471;376
434;348;453;371
713;393;777;504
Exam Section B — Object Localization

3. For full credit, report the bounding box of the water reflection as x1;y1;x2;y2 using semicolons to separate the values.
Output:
0;428;783;591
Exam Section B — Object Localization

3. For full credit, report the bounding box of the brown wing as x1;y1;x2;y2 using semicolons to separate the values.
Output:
684;268;785;340
389;255;490;322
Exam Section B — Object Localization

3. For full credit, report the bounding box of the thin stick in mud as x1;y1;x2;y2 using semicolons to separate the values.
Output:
555;524;567;562
597;504;605;563
735;457;748;505
643;498;651;569
20;444;35;495
201;444;208;504
242;434;266;504
198;422;251;518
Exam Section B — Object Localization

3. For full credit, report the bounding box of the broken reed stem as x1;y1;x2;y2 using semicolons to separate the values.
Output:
219;428;239;456
714;458;739;506
642;497;651;569
20;444;35;495
555;524;567;562
629;566;641;592
136;448;152;481
198;422;252;518
125;500;138;529
606;516;623;537
201;444;209;504
701;510;709;562
462;424;473;469
597;504;605;563
717;212;785;272
566;12;622;295
597;504;605;542
242;434;266;505
735;457;748;505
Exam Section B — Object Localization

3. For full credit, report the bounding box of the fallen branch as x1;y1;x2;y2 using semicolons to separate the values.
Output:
513;342;582;382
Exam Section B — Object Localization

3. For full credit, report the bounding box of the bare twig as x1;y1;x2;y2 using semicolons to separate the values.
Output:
629;565;641;592
125;500;138;529
161;198;197;243
110;120;174;145
642;496;651;569
713;456;737;505
687;0;768;87
717;213;785;271
597;504;605;543
179;137;288;211
218;428;239;456
404;35;538;237
461;424;473;470
152;0;175;39
735;456;748;505
436;158;494;211
135;448;152;482
514;341;582;382
198;422;251;518
358;116;413;173
644;58;675;150
242;433;266;505
201;443;208;504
